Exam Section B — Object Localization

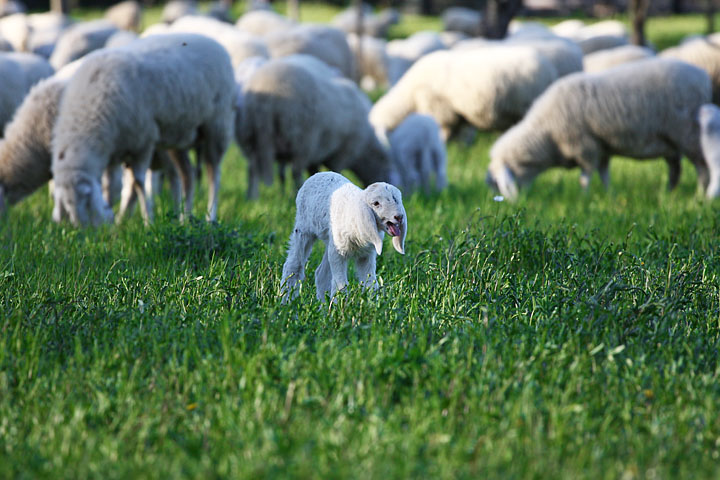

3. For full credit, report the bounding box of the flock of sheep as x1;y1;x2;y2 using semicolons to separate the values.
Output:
0;1;720;233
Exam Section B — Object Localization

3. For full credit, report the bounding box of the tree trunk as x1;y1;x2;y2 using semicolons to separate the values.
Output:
629;0;649;47
51;0;70;14
479;0;524;39
707;0;716;34
354;0;364;83
288;0;300;22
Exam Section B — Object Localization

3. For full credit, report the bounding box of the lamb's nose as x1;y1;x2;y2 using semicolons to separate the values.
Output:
394;214;403;223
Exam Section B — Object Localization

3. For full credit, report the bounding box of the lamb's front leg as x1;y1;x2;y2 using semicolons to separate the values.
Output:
355;251;378;291
315;248;332;302
281;228;316;302
327;242;349;299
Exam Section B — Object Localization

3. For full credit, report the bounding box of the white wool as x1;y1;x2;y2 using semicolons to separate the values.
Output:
487;58;712;200
281;171;407;302
49;19;119;69
51;33;235;226
699;103;720;198
370;46;558;140
388;113;447;194
583;44;655;73
237;55;392;200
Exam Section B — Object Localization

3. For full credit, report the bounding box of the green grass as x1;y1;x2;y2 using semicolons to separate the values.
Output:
3;5;720;479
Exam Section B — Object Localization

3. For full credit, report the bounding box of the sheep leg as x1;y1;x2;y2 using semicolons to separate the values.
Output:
281;228;316;302
598;157;610;189
665;155;681;191
355;252;378;290
204;159;220;222
314;248;332;301
579;169;592;190
102;163;123;206
327;242;349;299
167;149;194;221
133;166;153;226
117;167;138;223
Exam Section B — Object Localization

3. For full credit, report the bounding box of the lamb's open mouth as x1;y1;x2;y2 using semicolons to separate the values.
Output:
386;221;401;237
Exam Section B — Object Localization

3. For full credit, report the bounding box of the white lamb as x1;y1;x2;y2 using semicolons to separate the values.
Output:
238;55;392;199
370;46;558;140
281;171;407;302
699;103;720;198
388;113;447;194
486;58;712;200
51;33;235;226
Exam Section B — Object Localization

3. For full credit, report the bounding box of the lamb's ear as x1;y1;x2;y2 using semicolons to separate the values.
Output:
360;198;384;255
392;210;407;255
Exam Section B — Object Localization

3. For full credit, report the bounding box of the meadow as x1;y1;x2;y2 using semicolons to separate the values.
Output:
2;4;720;478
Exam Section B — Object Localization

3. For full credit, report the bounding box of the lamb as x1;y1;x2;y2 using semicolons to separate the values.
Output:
369;46;558;140
486;58;712;200
583;44;655;73
49;20;119;69
660;35;720;103
281;171;407;302
105;0;142;32
264;24;356;79
51;33;235;226
0;51;53;132
388;113;447;194
237;55;392;199
699;103;720;198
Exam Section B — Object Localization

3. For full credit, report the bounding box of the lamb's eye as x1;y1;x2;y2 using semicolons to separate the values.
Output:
373;201;380;207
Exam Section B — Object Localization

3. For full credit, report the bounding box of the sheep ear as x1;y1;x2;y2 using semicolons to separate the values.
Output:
496;165;518;201
375;126;391;151
373;235;383;256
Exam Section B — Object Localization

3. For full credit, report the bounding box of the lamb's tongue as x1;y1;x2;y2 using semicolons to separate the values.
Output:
387;223;400;237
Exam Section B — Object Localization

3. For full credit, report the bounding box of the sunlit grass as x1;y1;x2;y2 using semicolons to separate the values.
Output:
2;6;720;479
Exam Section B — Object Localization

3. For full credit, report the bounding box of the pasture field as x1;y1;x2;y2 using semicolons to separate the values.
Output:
2;4;720;478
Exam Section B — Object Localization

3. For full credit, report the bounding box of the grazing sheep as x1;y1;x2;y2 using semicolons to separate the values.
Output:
167;15;269;68
388;113;447;194
237;55;392;199
0;51;53;132
454;36;583;78
0;59;122;214
699;103;720;198
660;35;720;103
51;33;235;226
281;171;407;302
583;44;655;73
347;33;389;89
385;31;446;84
332;5;400;38
370;46;558;140
26;12;73;57
235;10;295;37
105;0;142;32
265;24;356;79
486;59;712;200
49;20;119;69
441;7;482;37
161;0;198;24
0;13;30;51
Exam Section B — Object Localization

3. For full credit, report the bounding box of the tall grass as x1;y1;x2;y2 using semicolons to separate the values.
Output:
2;5;720;479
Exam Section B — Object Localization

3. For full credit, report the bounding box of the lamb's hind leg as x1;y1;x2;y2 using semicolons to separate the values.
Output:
314;248;332;301
281;228;316;302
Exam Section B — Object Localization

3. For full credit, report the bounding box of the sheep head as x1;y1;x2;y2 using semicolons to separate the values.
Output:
52;170;114;227
364;182;407;255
